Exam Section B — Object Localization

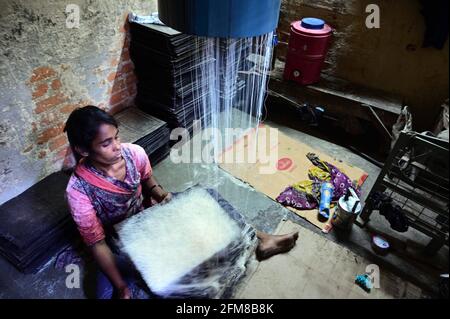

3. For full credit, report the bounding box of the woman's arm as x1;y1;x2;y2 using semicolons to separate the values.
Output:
142;175;172;204
90;240;131;299
67;185;131;298
128;143;172;204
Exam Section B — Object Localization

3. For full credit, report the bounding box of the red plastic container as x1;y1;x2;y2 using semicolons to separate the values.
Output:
283;18;333;85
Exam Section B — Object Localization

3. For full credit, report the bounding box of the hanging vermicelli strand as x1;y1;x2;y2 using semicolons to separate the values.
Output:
188;32;274;164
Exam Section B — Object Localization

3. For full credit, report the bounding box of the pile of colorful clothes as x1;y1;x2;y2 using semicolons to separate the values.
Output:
276;153;361;211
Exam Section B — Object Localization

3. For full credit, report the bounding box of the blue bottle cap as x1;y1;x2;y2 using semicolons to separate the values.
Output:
301;18;325;30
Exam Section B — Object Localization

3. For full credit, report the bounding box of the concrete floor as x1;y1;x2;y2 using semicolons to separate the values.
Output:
0;107;447;298
235;220;423;299
263;102;448;296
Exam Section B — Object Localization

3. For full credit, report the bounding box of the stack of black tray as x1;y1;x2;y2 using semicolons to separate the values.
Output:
130;22;258;133
130;22;209;133
114;107;171;165
0;172;77;274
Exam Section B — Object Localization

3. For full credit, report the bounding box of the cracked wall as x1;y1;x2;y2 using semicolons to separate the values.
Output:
0;0;157;204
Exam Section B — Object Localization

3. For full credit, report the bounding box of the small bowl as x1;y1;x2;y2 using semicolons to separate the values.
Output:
371;235;390;256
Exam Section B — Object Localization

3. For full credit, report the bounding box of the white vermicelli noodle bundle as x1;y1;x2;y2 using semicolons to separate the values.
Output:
116;187;257;298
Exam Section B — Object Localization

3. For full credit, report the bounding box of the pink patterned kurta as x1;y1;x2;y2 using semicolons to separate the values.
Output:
66;143;152;246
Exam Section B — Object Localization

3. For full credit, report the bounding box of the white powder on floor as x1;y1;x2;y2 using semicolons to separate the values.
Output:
117;188;242;295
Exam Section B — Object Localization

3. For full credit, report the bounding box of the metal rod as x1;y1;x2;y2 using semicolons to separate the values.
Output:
366;104;393;140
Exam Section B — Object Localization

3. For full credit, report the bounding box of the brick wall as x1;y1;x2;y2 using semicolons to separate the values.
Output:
0;0;156;204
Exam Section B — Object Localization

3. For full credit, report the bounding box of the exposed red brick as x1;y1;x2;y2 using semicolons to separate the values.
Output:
124;35;131;48
112;41;122;52
55;147;70;160
121;62;134;74
30;67;56;83
35;93;67;114
32;83;49;99
125;73;137;86
37;123;65;144
65;147;73;157
109;103;129;115
107;72;117;82
119;21;130;33
51;79;62;90
125;96;135;107
117;63;134;78
127;84;137;97
60;101;88;114
49;135;68;151
60;104;77;114
110;57;120;67
52;148;69;167
62;155;76;170
40;112;59;127
109;79;126;95
109;89;129;106
121;50;130;62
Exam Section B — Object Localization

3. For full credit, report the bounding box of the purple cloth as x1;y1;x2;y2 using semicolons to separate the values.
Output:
276;186;319;210
277;153;360;211
54;246;91;270
96;253;153;299
306;152;359;200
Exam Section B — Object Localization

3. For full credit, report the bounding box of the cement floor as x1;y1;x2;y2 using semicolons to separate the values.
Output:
0;112;446;299
235;220;423;299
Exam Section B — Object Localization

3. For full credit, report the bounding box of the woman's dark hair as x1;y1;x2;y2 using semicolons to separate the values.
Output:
64;105;118;160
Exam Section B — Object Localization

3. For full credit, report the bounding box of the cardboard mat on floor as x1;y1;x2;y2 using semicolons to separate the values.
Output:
234;219;422;299
219;125;368;230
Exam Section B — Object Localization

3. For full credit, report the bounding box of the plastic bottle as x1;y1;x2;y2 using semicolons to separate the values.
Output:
319;182;334;219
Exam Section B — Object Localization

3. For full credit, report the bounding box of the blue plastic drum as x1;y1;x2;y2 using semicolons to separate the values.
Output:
158;0;282;38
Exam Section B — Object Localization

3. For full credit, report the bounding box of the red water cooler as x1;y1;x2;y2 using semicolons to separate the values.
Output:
284;18;333;85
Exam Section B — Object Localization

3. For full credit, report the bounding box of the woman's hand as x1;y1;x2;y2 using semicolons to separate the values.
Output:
143;177;172;205
118;285;132;299
159;192;172;204
90;241;132;300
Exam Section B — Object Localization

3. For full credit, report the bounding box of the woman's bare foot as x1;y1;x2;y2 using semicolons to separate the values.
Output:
255;231;299;261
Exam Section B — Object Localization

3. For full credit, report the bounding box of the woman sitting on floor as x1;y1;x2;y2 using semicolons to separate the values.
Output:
64;105;299;299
